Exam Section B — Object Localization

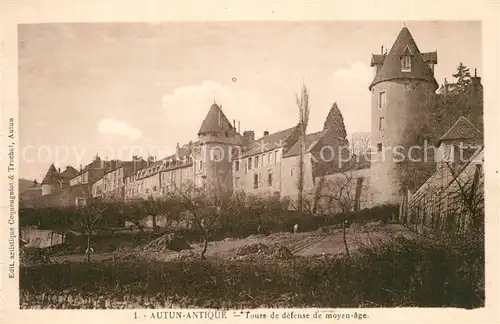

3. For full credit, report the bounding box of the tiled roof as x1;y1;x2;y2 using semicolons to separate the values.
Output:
437;116;482;145
41;164;60;185
198;104;234;135
422;51;438;64
60;166;79;180
283;130;329;158
369;27;438;90
370;54;386;66
241;126;297;158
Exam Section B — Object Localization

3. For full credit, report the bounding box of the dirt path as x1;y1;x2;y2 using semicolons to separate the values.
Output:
51;224;414;263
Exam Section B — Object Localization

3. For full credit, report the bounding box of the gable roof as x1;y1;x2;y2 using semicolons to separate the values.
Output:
198;103;234;135
60;166;79;180
369;27;438;90
41;164;60;185
241;126;297;158
283;130;329;158
437;116;483;145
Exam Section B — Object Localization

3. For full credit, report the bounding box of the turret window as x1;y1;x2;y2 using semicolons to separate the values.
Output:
378;91;386;109
401;55;412;72
379;117;385;131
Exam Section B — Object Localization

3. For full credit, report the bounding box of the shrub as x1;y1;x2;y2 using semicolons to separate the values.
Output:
20;235;484;309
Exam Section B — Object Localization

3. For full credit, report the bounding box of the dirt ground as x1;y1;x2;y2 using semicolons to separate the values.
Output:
51;223;415;264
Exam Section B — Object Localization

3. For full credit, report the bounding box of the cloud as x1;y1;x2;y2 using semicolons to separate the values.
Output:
333;62;373;85
161;81;286;145
330;62;373;133
97;118;143;140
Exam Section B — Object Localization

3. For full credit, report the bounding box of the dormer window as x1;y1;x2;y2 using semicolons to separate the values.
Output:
401;46;413;72
401;55;412;72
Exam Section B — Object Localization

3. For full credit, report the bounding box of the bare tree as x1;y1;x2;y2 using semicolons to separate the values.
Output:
76;196;108;262
165;177;235;259
350;132;371;156
296;83;310;213
314;158;369;257
443;157;484;234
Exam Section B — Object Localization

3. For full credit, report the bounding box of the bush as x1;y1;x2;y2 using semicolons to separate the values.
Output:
20;235;484;309
20;247;53;266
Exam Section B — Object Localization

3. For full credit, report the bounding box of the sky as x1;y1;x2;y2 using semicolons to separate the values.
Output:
18;21;482;182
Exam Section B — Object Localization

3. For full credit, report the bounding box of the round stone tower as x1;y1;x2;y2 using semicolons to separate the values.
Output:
196;103;241;192
369;27;438;205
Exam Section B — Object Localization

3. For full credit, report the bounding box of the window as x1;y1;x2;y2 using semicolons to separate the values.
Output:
153;186;157;191
401;55;411;72
268;170;273;187
248;157;252;170
234;160;240;172
291;168;295;177
255;155;259;168
235;177;240;189
267;152;271;165
378;91;386;109
269;152;274;165
377;143;382;152
263;154;268;167
253;173;259;189
199;161;203;171
275;150;280;163
379;117;385;131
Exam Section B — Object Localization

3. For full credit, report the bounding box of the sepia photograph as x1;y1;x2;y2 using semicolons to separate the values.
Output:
14;18;486;311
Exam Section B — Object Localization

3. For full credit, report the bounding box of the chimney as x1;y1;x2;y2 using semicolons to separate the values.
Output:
381;45;383;55
243;130;255;143
264;131;269;136
238;121;241;133
233;119;236;129
471;68;482;86
58;167;61;174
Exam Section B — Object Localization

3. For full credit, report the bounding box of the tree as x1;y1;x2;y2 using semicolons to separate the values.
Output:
350;133;371;157
314;160;368;257
443;158;484;234
452;62;471;93
323;102;348;145
77;197;108;262
165;177;235;259
296;83;310;213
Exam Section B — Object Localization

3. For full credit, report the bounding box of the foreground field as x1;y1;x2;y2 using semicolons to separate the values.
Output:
50;223;415;263
20;229;484;309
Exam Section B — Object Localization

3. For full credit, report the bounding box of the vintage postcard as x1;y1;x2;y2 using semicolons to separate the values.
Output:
1;1;499;323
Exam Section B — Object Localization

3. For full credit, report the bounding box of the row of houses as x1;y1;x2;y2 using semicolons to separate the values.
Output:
23;101;371;212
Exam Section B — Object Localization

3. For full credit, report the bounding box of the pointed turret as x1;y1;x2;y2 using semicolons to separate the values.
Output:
41;164;60;185
369;27;438;90
198;103;234;136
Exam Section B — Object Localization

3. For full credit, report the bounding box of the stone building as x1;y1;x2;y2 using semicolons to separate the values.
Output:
369;26;439;205
402;116;484;233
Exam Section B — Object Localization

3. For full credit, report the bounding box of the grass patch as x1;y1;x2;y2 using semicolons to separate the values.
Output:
21;235;484;309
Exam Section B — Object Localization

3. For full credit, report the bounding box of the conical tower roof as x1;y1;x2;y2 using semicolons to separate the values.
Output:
198;103;234;135
437;116;482;145
41;164;60;185
369;27;438;90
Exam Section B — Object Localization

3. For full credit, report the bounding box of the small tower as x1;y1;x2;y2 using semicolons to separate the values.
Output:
41;164;60;196
195;103;241;192
435;116;483;171
369;26;439;205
